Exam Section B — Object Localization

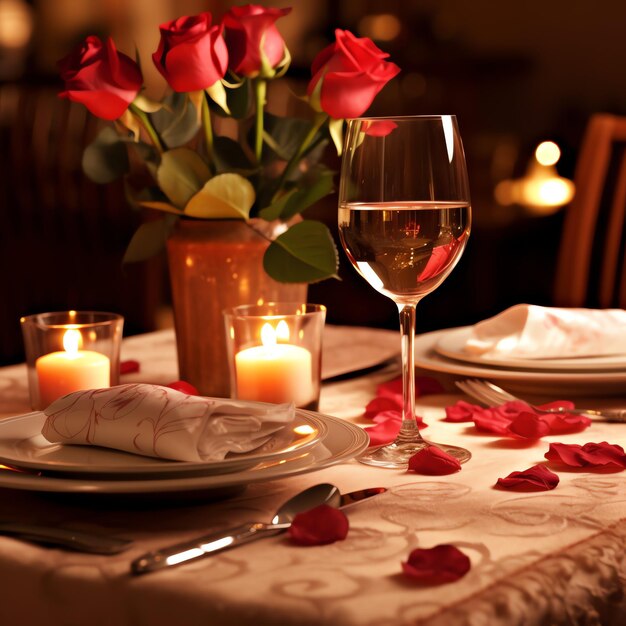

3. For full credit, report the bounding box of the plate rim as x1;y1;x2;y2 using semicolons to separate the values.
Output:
0;411;369;494
415;328;626;383
0;409;327;477
435;326;626;372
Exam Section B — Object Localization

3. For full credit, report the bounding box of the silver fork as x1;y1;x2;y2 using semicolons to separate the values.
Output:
455;379;626;423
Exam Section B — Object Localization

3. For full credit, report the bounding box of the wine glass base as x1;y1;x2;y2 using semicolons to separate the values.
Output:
358;441;471;469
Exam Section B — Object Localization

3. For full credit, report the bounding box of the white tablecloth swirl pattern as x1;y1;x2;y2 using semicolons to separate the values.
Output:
0;328;625;626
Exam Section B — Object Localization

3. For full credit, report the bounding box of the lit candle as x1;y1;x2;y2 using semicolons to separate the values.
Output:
36;328;110;408
235;321;314;407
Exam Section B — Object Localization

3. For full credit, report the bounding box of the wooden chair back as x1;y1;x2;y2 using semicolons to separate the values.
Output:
0;83;163;365
554;113;626;309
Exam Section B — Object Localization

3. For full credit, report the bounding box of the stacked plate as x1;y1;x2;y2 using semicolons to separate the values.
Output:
0;408;369;496
414;326;626;397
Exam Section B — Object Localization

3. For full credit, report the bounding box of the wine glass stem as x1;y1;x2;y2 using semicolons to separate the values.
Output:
396;303;425;444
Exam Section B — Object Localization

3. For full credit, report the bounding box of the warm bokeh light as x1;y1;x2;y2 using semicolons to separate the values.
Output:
358;14;401;41
0;0;33;48
535;141;561;166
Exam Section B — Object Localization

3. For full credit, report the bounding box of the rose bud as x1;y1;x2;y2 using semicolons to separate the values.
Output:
223;5;291;78
58;36;142;121
152;12;229;92
307;29;400;119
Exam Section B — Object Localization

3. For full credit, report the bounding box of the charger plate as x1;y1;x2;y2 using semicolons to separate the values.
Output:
0;410;368;494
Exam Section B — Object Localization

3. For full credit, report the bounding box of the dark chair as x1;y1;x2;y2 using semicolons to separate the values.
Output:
554;113;626;309
0;83;164;365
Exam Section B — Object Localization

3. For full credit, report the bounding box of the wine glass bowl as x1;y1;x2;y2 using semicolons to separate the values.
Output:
338;115;472;468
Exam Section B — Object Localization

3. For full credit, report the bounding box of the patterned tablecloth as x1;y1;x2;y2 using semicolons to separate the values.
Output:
0;328;625;626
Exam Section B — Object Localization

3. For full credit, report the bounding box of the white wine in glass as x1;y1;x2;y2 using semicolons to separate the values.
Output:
338;116;472;468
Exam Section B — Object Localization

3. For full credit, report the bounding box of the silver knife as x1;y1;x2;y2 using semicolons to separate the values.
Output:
130;486;386;575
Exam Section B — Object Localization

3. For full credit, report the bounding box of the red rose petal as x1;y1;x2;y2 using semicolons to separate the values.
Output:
408;446;462;475
540;412;591;435
166;380;199;395
538;400;576;411
365;417;401;447
508;412;551;439
288;504;349;546
545;442;626;469
119;360;140;375
377;376;444;400
402;544;471;584
472;407;512;435
496;465;560;491
444;400;482;423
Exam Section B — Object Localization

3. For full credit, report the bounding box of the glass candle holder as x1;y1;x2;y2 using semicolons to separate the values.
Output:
224;303;326;410
20;311;124;410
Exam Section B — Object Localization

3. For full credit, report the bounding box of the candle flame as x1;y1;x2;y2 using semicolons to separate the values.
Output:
63;329;82;355
260;323;277;347
276;320;290;341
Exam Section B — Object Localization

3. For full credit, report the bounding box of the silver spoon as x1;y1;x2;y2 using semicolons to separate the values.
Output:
0;522;132;555
131;482;341;575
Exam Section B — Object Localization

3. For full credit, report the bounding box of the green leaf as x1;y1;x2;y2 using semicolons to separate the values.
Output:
212;136;255;173
133;93;164;114
260;114;317;163
258;188;297;221
205;81;230;115
328;118;344;156
184;173;255;219
157;148;211;208
123;214;178;263
279;166;335;220
263;220;339;283
150;92;200;148
210;77;250;119
82;127;129;184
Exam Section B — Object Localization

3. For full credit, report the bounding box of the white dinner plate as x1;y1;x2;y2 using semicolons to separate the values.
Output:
0;409;326;478
435;326;626;371
0;411;368;494
415;328;626;397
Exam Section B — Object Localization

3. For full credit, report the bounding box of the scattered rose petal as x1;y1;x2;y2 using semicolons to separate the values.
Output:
415;376;445;396
496;465;560;491
453;399;592;440
167;380;199;395
119;360;140;374
377;375;444;401
408;446;462;475
402;544;471;584
508;412;551;439
540;412;591;434
444;400;481;422
288;504;349;546
472;406;513;435
545;442;626;469
365;417;401;447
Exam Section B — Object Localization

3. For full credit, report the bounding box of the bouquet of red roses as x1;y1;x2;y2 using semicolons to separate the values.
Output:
57;5;399;283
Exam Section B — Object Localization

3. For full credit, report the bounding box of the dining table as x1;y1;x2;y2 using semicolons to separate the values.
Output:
1;325;626;626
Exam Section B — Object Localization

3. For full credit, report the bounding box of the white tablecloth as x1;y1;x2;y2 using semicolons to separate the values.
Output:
1;328;626;626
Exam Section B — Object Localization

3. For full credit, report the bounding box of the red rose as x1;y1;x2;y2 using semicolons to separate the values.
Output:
307;30;400;119
58;36;142;121
152;13;228;92
223;5;291;77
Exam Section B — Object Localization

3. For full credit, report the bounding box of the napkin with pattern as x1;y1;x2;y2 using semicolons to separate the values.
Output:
42;383;295;462
464;304;626;359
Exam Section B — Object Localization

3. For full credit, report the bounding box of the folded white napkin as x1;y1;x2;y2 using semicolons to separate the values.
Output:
42;383;295;462
464;304;626;359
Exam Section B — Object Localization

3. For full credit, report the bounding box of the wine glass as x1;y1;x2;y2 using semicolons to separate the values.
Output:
338;115;472;468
